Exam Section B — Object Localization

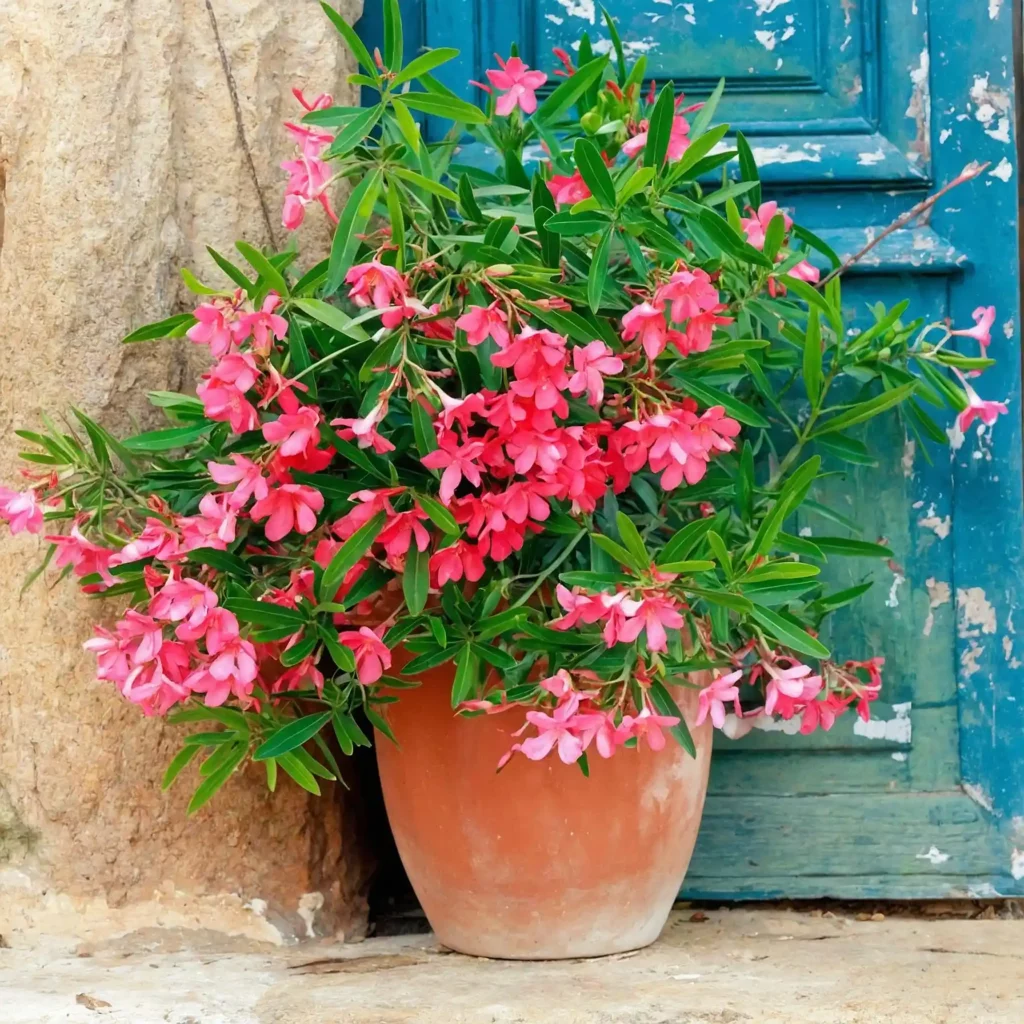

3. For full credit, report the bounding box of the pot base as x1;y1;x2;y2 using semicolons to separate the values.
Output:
374;668;713;961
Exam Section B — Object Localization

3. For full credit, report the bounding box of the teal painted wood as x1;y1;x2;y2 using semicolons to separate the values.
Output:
357;0;1024;897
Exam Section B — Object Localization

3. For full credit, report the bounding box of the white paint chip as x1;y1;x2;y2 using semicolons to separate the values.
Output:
939;128;953;144
1012;849;1024;880
555;0;596;23
958;587;998;637
886;573;906;609
989;157;1013;181
858;148;886;166
923;578;951;638
754;0;791;13
854;702;912;743
989;0;1004;20
545;13;564;24
916;846;951;866
750;143;821;165
754;29;777;51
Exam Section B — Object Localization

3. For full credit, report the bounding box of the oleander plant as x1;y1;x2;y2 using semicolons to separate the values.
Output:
1;2;1004;810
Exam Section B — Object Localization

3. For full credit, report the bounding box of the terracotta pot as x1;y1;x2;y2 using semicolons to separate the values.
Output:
374;663;713;960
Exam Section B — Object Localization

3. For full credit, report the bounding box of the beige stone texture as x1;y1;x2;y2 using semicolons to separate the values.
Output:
0;0;369;943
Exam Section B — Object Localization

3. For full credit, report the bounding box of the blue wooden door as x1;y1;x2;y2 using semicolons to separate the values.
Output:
360;0;1024;898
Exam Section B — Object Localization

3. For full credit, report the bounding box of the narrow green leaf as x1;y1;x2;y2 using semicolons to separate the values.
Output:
390;165;459;201
325;169;382;296
600;4;627;83
162;745;200;791
325;104;383;158
810;537;893;558
320;1;377;73
253;712;332;761
399;92;488;124
403;543;430;615
207;245;254;293
186;744;246;815
383;0;403;70
391;47;459;87
646;83;676;171
749;605;830;659
235;241;289;295
450;645;480;707
587;227;612;312
185;546;252;577
657;518;715;564
615;511;649;566
574;138;616;208
677;377;770;428
277;751;321;795
803;307;822;405
318;511;386;602
690;77;725;138
415;492;460;536
532;56;608;126
750;456;821;560
293;298;370;341
810;382;917;437
734;131;761;209
545;210;613;235
122;313;196;344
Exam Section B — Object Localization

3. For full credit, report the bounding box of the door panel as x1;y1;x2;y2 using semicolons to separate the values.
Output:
378;0;1024;896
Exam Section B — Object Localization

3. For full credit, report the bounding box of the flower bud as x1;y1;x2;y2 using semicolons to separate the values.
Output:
581;111;602;135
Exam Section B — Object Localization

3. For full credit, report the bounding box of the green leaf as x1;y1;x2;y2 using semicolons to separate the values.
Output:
677;378;770;428
186;744;246;815
364;706;397;745
810;537;893;558
587;226;612;312
690;77;725;138
185;546;252;577
318;511;386;602
450;645;480;707
180;267;219;295
399;91;488;124
734;131;761;208
696;210;774;268
403;544;430;616
224;597;306;630
383;0;403;70
325;168;383;296
591;533;642;572
122;422;212;452
810;382;917;437
533;56;608;126
475;608;529;641
744;561;821;582
415;492;460;536
122;313;196;344
279;634;317;668
392;47;458;87
573;137;616;208
656;560;716;574
803;307;822;405
762;213;786;262
544;210;613;235
749;456;821;560
277;751;321;795
648;680;696;757
646;83;676;171
293;298;370;341
390;165;459;202
814;433;878;466
687;587;753;613
791;223;841;270
669;123;730;179
265;758;278;791
472;643;517;670
320;1;377;74
600;4;627;83
411;400;439;459
615;511;649;567
459;173;485;222
658;518;715;564
207;246;254;293
706;530;732;575
235;241;289;295
254;712;332;761
749;605;830;659
162;745;200;791
388;97;422;151
325;104;383;158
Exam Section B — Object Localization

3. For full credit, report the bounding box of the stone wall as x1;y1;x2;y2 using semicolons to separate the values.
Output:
0;0;370;944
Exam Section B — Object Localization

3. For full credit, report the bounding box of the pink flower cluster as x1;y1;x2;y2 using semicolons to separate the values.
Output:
281;89;338;230
488;670;680;768
485;55;547;117
621;266;733;361
552;583;685;654
84;575;257;716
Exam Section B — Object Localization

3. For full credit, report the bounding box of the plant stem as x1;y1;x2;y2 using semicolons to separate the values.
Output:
511;529;587;608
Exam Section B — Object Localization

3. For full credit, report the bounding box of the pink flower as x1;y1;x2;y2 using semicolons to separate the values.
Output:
0;487;44;534
346;260;408;318
197;378;260;435
951;305;997;358
421;434;486;504
568;341;624;407
491;327;570;410
788;259;820;284
112;518;180;565
600;591;644;647
186;293;245;359
621;302;671;360
957;373;1008;432
675;306;733;356
46;523;115;583
655;267;720;323
85;609;165;686
378;508;431;566
518;694;585;764
615;705;680;751
292;87;333;112
551;584;618;631
187;613;259;707
235;293;289;356
486;55;547;116
331;400;394;454
208;455;269;509
251;484;324;541
150;576;219;640
616;594;684;652
695;670;743;729
262;404;322;458
799;692;849;734
430;540;486;587
281;113;337;230
179;492;238;551
622;115;690;162
572;708;621;758
739;201;792;250
338;626;392;684
547;170;591;206
455;303;510;348
763;660;823;717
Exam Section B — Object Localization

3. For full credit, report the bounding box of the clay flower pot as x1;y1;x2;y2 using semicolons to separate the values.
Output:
374;662;713;960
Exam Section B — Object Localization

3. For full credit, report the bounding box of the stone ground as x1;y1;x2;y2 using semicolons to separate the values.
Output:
4;905;1023;1024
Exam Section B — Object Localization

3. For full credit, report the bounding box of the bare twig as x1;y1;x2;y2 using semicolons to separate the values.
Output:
819;161;990;286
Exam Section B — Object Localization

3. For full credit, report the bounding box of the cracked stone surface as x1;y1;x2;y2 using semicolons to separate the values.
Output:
4;906;1023;1023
